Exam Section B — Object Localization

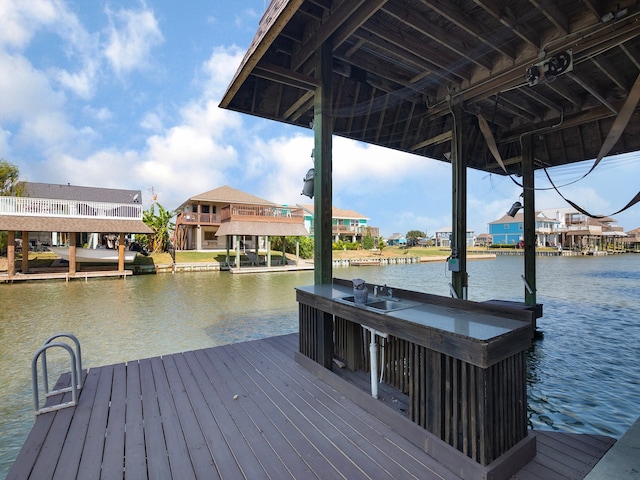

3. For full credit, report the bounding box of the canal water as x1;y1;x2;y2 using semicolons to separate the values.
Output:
1;254;639;477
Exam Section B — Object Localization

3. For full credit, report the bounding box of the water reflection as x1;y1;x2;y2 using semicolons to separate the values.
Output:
1;255;639;478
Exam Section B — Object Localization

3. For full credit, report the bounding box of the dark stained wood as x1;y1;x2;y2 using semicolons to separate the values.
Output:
124;360;146;479
221;1;640;177
54;365;107;479
8;334;615;480
299;283;534;470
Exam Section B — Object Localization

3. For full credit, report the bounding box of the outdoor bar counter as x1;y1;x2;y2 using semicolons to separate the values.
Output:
296;278;537;480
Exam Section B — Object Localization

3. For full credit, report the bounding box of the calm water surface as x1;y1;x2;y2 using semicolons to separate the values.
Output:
1;254;639;477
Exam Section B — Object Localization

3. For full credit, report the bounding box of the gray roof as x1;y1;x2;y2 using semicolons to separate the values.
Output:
23;182;143;204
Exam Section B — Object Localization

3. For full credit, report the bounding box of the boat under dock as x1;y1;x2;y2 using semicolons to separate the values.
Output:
9;333;623;479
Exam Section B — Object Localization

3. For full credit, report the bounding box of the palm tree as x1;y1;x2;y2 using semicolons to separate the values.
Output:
142;203;175;253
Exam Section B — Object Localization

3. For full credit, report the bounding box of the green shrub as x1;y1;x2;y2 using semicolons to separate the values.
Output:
362;235;374;250
271;236;314;259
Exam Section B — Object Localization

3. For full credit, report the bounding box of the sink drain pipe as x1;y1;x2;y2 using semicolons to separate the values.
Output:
362;326;388;399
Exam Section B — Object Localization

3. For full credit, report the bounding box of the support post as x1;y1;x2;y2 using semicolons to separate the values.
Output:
225;236;230;266
235;235;240;269
118;233;125;272
69;232;77;275
254;235;259;265
267;236;272;267
450;101;468;299
196;205;202;250
22;231;29;274
281;236;286;265
522;134;537;307
7;230;15;277
313;39;333;285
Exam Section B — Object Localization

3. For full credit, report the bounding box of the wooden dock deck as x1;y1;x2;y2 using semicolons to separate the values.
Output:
1;270;133;283
8;333;615;479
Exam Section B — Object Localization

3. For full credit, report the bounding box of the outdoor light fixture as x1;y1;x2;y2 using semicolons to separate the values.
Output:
301;149;315;198
507;201;523;217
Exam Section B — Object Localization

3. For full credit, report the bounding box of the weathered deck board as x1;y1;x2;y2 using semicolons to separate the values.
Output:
8;333;615;480
124;360;146;479
51;365;103;480
240;335;457;479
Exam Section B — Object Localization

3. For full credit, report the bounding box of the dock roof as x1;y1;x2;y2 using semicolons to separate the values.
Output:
220;0;640;176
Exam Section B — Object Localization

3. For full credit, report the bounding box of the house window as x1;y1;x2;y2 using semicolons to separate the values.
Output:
204;231;216;241
201;205;210;214
504;224;510;229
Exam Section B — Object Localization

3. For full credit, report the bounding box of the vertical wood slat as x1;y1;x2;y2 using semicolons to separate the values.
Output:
405;344;528;465
301;298;530;466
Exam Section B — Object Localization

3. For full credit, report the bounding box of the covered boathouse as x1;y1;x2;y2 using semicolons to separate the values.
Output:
0;182;152;281
8;0;640;478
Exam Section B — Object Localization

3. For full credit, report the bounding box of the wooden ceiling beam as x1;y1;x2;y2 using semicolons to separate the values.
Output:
499;105;616;143
291;0;387;71
283;91;314;122
528;0;569;34
620;43;640;70
351;31;457;89
566;72;618;114
473;0;540;49
410;130;452;151
380;3;492;71
519;86;564;113
361;20;472;83
401;102;416;150
429;16;640;116
496;95;539;123
253;62;320;91
421;0;516;60
589;55;630;92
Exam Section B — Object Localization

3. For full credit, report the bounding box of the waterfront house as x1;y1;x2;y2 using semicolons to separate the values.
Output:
561;212;625;251
434;227;474;247
475;233;492;247
386;232;406;246
173;185;307;251
622;227;640;252
533;207;626;250
297;204;378;243
489;211;562;247
0;181;151;276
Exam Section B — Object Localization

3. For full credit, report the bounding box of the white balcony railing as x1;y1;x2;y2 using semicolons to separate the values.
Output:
0;196;143;220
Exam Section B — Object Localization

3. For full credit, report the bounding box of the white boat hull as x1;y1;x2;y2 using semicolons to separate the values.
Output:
48;247;137;263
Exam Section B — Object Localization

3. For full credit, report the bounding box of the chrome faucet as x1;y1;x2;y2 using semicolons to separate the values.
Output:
380;284;393;298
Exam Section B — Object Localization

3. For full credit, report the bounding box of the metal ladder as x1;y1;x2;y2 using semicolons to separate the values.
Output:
31;333;83;415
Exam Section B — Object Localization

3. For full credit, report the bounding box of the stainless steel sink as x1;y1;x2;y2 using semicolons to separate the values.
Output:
338;295;418;312
366;299;405;311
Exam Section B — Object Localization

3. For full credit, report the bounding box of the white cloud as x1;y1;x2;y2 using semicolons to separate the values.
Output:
0;128;12;156
0;52;66;121
140;111;164;132
83;105;113;122
0;0;101;99
104;5;164;76
199;45;245;100
0;0;59;48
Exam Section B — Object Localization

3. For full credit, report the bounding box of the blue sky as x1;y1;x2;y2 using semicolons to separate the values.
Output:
1;0;639;237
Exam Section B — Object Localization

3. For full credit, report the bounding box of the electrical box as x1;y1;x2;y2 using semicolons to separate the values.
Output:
448;258;460;272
